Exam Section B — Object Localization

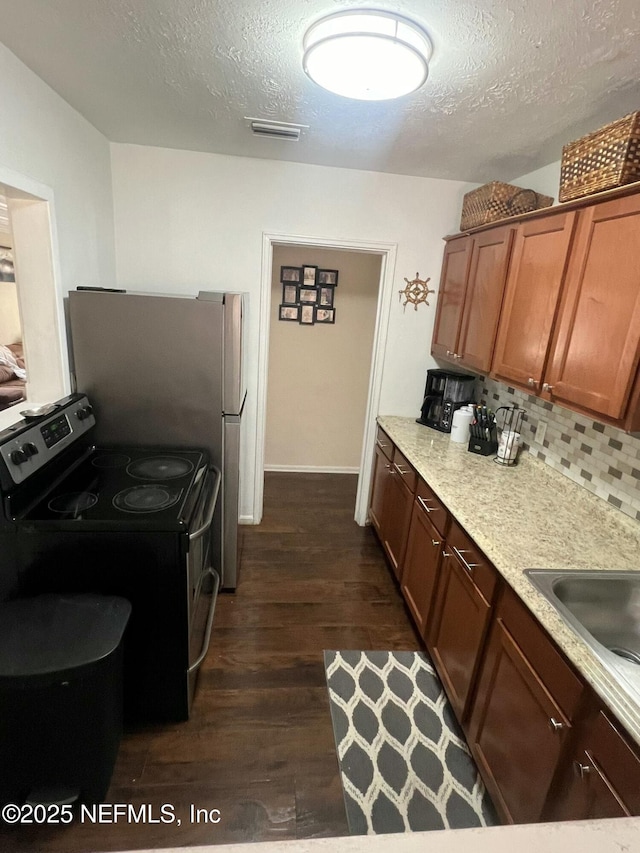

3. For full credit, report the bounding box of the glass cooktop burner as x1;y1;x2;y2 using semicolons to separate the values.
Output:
48;491;99;515
91;453;131;469
113;484;183;513
127;457;195;481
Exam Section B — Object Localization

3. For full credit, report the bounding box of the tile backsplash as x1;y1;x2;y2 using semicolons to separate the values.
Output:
480;378;640;522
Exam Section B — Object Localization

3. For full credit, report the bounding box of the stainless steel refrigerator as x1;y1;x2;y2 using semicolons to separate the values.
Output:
68;288;246;589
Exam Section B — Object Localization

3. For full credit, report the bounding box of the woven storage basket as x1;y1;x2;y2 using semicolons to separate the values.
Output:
460;181;553;231
559;111;640;202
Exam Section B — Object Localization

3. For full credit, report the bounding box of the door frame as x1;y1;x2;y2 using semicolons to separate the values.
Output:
254;231;397;526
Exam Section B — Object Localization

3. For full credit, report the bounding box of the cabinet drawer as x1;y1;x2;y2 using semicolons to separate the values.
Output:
586;709;640;815
414;479;449;538
375;427;394;462
498;584;584;721
446;517;498;604
392;448;417;494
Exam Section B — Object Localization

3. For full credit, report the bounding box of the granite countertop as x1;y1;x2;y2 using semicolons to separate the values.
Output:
378;415;640;745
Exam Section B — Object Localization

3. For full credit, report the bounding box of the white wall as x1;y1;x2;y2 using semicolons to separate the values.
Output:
0;42;116;426
0;43;115;291
266;246;380;471
111;143;470;519
514;161;562;202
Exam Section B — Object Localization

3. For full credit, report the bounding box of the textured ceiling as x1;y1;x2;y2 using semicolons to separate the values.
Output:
0;0;639;181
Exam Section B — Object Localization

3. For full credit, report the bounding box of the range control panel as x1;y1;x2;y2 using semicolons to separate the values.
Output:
0;394;96;487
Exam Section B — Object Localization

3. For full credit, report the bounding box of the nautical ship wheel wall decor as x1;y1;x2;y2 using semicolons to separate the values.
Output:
399;272;434;311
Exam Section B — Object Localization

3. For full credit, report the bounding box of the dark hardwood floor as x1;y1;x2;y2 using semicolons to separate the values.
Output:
2;473;421;852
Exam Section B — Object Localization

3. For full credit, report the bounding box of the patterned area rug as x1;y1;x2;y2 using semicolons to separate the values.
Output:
324;650;498;835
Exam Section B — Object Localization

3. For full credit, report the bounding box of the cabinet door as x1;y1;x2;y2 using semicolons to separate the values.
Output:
492;212;577;392
401;497;444;636
545;194;640;420
382;466;416;580
546;709;640;821
369;442;392;536
468;616;572;824
457;225;515;373
427;527;496;722
432;236;472;361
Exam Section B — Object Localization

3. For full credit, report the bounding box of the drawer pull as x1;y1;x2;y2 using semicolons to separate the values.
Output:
549;717;565;733
431;539;440;547
574;760;591;779
442;550;450;558
417;496;437;513
542;383;554;392
452;546;479;573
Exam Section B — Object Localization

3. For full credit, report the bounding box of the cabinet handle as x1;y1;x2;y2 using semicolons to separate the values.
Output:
396;465;411;475
452;546;479;572
527;377;538;388
377;440;389;450
431;539;440;547
442;550;450;558
417;496;437;513
454;353;462;359
542;383;554;392
446;349;453;356
573;760;592;779
549;717;565;732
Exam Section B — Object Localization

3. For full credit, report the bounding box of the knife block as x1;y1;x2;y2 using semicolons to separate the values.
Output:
467;436;498;456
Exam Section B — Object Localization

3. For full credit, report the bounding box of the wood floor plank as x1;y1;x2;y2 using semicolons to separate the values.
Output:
4;472;421;851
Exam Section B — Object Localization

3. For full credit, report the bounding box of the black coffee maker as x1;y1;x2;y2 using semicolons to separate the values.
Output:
417;369;476;433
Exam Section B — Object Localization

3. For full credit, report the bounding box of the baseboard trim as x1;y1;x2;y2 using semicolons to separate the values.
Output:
264;464;360;474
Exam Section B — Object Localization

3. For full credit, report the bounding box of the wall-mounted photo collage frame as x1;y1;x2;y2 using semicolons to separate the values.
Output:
278;265;338;325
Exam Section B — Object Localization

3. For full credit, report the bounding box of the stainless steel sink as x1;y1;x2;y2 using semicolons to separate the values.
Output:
525;569;640;701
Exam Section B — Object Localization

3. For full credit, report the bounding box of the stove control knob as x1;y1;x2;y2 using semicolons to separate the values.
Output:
76;405;93;421
23;442;39;458
10;448;28;465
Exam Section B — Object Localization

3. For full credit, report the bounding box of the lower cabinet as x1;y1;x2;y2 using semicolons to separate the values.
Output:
467;585;584;824
428;518;498;723
544;706;640;821
369;426;640;824
401;482;448;636
369;428;393;536
368;429;417;580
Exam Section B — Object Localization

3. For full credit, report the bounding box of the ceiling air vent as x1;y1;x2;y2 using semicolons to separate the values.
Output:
245;118;308;142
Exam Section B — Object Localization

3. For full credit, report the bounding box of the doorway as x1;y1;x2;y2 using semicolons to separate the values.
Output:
0;167;69;430
255;232;398;526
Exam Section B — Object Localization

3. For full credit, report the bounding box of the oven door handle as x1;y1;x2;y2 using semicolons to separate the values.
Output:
188;567;220;674
189;465;222;543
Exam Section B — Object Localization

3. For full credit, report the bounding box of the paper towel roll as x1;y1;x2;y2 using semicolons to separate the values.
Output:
450;406;474;443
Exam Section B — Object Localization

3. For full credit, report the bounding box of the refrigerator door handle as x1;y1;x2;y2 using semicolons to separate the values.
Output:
189;466;222;543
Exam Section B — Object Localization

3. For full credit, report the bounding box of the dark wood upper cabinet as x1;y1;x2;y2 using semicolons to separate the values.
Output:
545;193;640;421
491;211;577;393
432;226;513;373
457;225;515;373
432;235;472;362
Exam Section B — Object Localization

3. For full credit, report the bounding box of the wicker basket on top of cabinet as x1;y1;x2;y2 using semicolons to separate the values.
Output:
559;111;640;202
460;181;553;231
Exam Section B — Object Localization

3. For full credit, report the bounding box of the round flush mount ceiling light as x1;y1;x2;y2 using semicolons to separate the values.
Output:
302;9;433;101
